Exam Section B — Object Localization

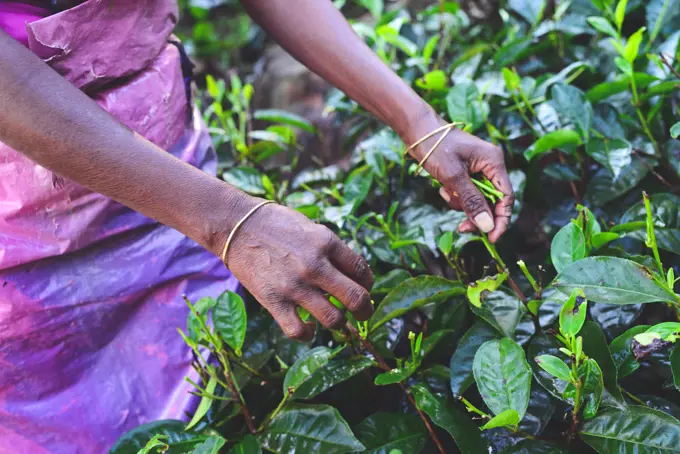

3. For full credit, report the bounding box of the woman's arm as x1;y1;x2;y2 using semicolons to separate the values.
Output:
0;31;373;340
242;0;514;241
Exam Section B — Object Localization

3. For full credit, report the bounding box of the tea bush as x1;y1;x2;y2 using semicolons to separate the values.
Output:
111;0;680;453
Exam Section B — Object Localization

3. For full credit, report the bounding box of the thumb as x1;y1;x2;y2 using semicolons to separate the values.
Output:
446;176;495;233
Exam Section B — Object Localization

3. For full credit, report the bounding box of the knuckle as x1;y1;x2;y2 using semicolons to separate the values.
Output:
462;193;486;214
314;225;337;254
322;307;345;330
299;257;325;282
346;286;370;312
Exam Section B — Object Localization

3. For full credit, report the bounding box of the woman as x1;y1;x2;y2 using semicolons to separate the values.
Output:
0;0;513;452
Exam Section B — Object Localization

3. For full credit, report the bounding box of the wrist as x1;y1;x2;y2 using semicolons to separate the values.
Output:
399;103;446;158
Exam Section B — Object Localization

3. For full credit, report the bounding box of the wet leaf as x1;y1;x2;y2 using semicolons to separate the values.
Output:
584;158;649;207
471;289;526;338
109;421;205;454
554;257;677;305
369;276;465;330
293;357;374;399
585;138;632;179
519;382;556;435
374;366;414;386
473;339;532;420
580;358;604;419
450;322;501;397
525;129;582;160
610;325;650;378
227;435;262;454
223;167;267;195
353;412;427;454
528;334;570;401
412;385;489;454
253;109;317;134
621;193;680;254
590;302;642;339
258;404;365;454
500;440;568;453
535;355;572;381
193;436;227;454
551;84;593;141
580;406;680;453
580;321;624;402
559;288;587;337
283;347;333;395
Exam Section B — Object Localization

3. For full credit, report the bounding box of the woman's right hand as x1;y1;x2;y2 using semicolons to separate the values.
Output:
222;199;374;341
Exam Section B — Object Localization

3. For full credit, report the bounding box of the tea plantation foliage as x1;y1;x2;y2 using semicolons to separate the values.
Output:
112;0;680;453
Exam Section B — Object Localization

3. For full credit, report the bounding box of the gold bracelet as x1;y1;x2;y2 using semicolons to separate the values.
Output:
405;122;464;176
221;200;276;267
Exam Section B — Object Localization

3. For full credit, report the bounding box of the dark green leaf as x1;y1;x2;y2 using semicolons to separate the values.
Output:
672;347;680;391
344;166;373;208
525;129;582;160
227;435;262;454
581;321;624;402
500;440;568;453
610;325;650;378
446;82;489;132
412;385;489;454
585;138;632;179
471;289;525;338
551;84;593;141
647;0;679;45
253;109;317;134
450;322;501;397
372;269;412;294
551;223;586;274
294;357;374;399
621;193;680;254
353;412;427;454
535;355;572;381
283;347;333;395
481;409;520;430
584;158;650;207
214;291;247;356
473;339;532;420
369;276;465;330
554;257;677;304
507;0;546;24
587;16;618;37
109;421;206;454
223;167;267;195
672;122;680;139
580;359;604;419
580;406;680;453
520;382;557;435
258;404;365;454
590;302;642;339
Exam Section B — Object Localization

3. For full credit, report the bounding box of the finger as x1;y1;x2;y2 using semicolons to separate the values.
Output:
446;170;494;233
483;163;515;243
268;299;314;341
295;288;346;330
458;219;477;233
328;239;374;290
316;263;373;321
439;188;462;211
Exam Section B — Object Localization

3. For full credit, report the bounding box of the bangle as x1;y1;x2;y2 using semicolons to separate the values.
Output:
405;122;464;176
221;200;276;267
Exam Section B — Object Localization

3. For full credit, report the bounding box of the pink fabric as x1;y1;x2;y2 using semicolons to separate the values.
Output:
0;1;241;453
0;2;50;46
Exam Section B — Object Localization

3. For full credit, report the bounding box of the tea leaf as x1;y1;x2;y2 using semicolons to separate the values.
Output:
535;355;572;381
580;406;680;452
283;347;333;395
507;0;547;25
559;288;587;337
412;385;489;454
227;435;262;454
353;412;427;454
471;289;526;338
187;297;217;341
253;109;317;134
580;358;604;419
438;231;454;256
647;0;679;46
551;223;586;274
624;27;646;63
473;338;532;420
214;291;247;356
615;0;628;31
591;232;619;249
580;322;624;402
467;273;507;308
554;257;677;304
520;383;557;435
551;84;593;141
524;129;582;160
500;440;568;453
186;375;217;430
369;276;465;330
609;325;650;378
374;366;414;386
587;16;619;38
446;82;489;132
481;409;520;430
672;122;680;139
293;357;374;399
109;420;205;454
585;138;632;179
193;436;227;454
621;193;680;254
450;322;501;397
528;335;570;401
258;404;365;454
585;158;650;207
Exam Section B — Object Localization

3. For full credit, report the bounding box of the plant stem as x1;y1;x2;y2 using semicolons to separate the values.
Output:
643;192;664;277
257;392;290;432
458;396;489;419
517;260;541;294
629;78;659;153
619;386;647;406
346;323;446;454
217;350;257;434
660;53;680;80
480;233;528;304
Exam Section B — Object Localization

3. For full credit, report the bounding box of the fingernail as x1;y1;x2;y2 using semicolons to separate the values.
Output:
439;188;451;203
474;212;494;233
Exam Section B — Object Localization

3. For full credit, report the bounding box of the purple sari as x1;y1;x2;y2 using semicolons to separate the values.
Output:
0;1;240;452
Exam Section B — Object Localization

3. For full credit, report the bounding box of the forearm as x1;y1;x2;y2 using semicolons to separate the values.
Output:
241;0;438;145
0;31;253;255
